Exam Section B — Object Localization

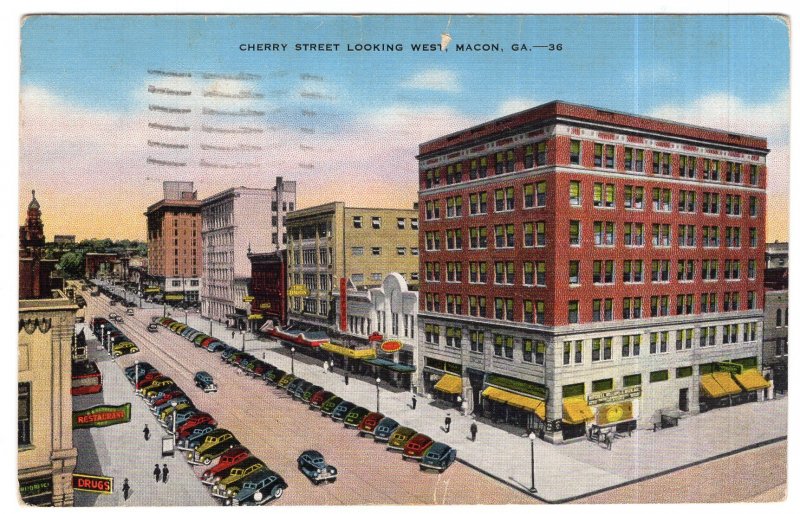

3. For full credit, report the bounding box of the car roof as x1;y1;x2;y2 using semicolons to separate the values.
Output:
301;450;323;459
428;442;451;452
410;433;432;443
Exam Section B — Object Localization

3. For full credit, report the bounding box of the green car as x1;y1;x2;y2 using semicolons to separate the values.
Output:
387;426;417;451
320;396;344;417
277;373;296;389
343;406;371;428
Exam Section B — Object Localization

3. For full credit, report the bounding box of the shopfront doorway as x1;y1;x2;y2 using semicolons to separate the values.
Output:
679;388;688;412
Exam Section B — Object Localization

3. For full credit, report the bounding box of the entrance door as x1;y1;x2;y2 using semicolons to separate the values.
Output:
679;388;689;412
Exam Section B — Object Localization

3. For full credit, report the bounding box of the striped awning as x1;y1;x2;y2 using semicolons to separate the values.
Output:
320;342;376;360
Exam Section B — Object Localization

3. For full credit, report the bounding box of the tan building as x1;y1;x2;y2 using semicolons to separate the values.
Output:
145;181;202;303
286;202;419;329
18;294;79;505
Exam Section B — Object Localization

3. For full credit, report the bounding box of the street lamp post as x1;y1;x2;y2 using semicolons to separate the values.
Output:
134;360;139;392
376;377;381;413
101;324;107;353
170;400;178;454
241;330;246;352
528;432;537;493
291;347;296;375
209;319;213;337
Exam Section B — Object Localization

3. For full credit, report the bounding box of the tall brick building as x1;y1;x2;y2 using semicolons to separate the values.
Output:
19;190;59;299
416;101;769;443
145;181;202;303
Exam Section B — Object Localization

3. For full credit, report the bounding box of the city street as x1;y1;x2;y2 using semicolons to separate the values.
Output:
84;292;539;506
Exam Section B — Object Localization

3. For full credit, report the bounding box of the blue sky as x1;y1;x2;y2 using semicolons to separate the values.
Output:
18;15;791;240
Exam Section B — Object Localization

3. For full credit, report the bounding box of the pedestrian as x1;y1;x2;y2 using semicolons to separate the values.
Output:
344;372;350;385
444;413;452;433
162;463;169;483
411;394;417;410
153;464;161;483
122;478;130;501
322;360;328;374
470;421;478;441
329;359;335;372
143;424;150;441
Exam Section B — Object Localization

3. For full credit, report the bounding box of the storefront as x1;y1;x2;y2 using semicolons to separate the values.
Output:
699;359;769;410
561;396;595;440
479;375;547;434
423;358;463;404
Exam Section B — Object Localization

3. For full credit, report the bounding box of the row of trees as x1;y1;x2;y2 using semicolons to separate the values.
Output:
49;239;147;279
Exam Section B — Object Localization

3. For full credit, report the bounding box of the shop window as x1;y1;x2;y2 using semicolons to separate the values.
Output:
18;382;31;446
562;382;585;398
649;370;669;383
592;378;613;393
622;374;641;387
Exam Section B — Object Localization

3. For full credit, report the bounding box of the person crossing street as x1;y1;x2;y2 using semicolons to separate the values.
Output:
444;413;452;433
153;464;161;482
143;424;150;441
122;478;130;501
162;463;169;483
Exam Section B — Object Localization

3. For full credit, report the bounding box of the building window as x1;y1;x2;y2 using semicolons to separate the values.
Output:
495;187;515;212
351;273;364;283
650;331;669;353
569;181;582;206
445;326;463;346
592;299;613;322
353;216;362;228
397;218;406;229
676;366;693;379
425;232;441;251
652;188;673;212
569;220;581;246
446;197;463;218
397;246;407;256
621;335;641;357
370;247;382;256
624;185;645;209
592;378;613;392
494;261;515;285
469;227;488;249
18;382;31;446
679;155;697;178
469;262;488;284
372;217;382;229
494;297;514;321
446;229;463;250
569;261;580;285
675;328;694;350
469;192;488;215
352;246;364;256
568;300;579;323
470;330;485;352
523;299;545;324
651;259;670;283
494;224;515;248
726;162;742;183
725;194;742;216
468;295;487;317
624;147;644;172
652;152;671;175
749;197;758;217
623;260;643;283
593;221;615;246
702;193;720;214
495;150;516;174
411;218;418;230
425;262;441;282
650;370;669;383
570;140;582;164
622;297;642;319
371;273;382;281
623;222;644;246
652;224;672;247
593;183;616;208
522;339;533;362
424;324;441;344
623;374;641;387
594;143;615;169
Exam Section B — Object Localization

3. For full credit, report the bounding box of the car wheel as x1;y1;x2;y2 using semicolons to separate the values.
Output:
328;478;336;484
271;486;283;499
401;456;407;461
438;469;444;474
358;432;365;437
203;457;211;465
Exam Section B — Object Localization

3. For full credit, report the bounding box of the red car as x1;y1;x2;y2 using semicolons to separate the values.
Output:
136;372;163;389
309;390;335;410
402;433;434;461
357;412;385;437
151;389;187;408
201;446;251;485
200;337;216;349
176;412;217;438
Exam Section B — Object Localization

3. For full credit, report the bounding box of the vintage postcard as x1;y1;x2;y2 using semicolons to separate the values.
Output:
16;13;788;506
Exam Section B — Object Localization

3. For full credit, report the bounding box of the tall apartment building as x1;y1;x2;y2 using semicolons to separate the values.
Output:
145;181;202;303
762;242;788;393
417;101;769;444
286;202;419;330
201;177;296;325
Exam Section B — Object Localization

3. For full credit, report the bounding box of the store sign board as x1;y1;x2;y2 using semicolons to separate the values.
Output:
19;476;53;500
243;295;255;302
597;401;634;425
287;284;310;297
73;473;113;494
716;361;744;374
587;385;641;406
73;403;131;429
380;340;403;353
259;302;271;309
164;294;184;300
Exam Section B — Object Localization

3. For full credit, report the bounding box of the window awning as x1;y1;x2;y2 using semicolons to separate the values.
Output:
700;374;727;398
320;342;376;360
733;369;770;391
482;386;546;419
267;327;328;348
712;372;743;395
562;396;595;424
434;374;462;395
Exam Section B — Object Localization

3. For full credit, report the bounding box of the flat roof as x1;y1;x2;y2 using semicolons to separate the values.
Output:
418;100;769;157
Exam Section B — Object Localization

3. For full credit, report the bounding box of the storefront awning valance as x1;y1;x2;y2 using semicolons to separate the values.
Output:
562;397;595;424
248;314;264;320
387;363;416;373
267;327;329;348
482;386;546;419
321;342;376;360
700;374;727;398
712;372;743;395
733;370;770;391
434;374;462;395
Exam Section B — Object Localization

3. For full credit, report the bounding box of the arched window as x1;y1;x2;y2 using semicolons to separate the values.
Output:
776;308;783;327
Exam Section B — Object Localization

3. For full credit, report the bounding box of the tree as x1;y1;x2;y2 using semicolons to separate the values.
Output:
58;251;84;278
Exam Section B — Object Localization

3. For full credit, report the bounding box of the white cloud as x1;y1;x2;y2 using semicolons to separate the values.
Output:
496;97;543;117
401;69;460;93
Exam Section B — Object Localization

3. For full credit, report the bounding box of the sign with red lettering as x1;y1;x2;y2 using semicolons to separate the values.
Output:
380;340;403;353
73;473;113;494
73;403;131;429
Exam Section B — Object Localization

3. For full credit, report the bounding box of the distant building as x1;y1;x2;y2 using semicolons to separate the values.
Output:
145;182;202;303
19;190;60;299
247;249;288;330
762;242;788;393
285;202;419;331
765;241;788;269
52;235;75;245
83;252;117;279
201;177;296;326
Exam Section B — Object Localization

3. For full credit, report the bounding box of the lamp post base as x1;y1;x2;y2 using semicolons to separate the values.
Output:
529;487;537;493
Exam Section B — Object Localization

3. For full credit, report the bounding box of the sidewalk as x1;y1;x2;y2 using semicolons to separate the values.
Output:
234;338;788;502
72;324;215;507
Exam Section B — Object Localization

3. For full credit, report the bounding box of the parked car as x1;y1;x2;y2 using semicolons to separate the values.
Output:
258;363;277;381
177;424;218;451
309;390;335;410
230;469;288;506
147;323;159;333
176;412;217;437
150;389;187;408
285;378;306;396
125;362;154;382
153;396;192;417
343;406;371;429
387;426;418;451
357;412;385;436
330;401;356;422
159;402;195;426
402;433;434;461
301;385;324;403
221;347;238;360
265;368;286;385
202;446;252;485
210;457;266;499
373;417;401;442
419;442;457;473
207;340;227;352
125;308;135;316
189;429;240;466
293;380;316;400
297;450;338;484
135;371;163;390
194;371;218;393
112;341;139;357
140;378;175;398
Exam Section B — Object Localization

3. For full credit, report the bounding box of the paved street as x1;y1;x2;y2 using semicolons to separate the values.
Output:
85;291;538;506
86;283;788;504
72;327;215;506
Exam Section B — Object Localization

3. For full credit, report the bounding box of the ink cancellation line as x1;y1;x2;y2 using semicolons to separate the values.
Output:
201;125;264;134
199;160;262;169
149;105;192;114
201;72;262;81
148;85;192;96
203;89;264;99
201;108;265;116
147;157;187;167
148;140;189;149
148;122;190;131
200;144;263;151
147;69;192;77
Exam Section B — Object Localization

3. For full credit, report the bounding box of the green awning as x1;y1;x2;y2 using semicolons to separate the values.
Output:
387;363;416;373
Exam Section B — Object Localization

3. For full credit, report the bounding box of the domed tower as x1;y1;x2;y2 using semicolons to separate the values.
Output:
20;190;45;258
19;190;58;299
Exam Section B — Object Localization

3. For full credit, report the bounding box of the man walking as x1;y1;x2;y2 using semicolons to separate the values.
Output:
344;372;350;386
143;424;150;441
444;413;452;433
470;421;478;441
411;394;417;410
322;360;328;374
122;478;130;501
162;463;169;483
153;464;161;483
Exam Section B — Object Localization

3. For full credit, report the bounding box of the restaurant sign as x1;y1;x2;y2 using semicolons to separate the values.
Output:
380;340;403;353
73;403;131;429
587;385;642;406
73;473;113;494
